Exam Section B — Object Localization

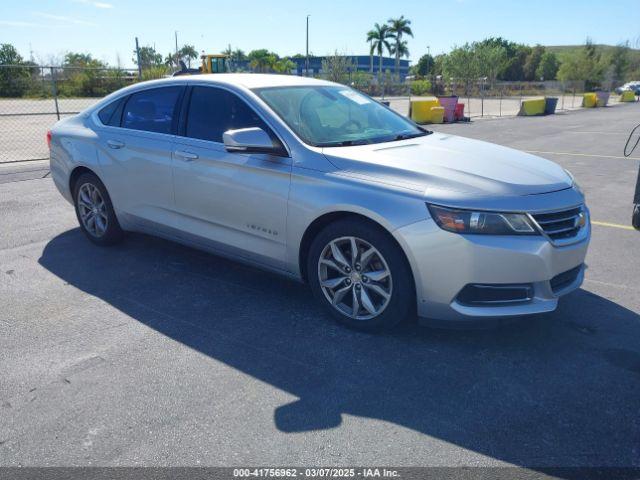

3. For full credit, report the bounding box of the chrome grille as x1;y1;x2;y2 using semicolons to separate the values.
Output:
531;206;585;243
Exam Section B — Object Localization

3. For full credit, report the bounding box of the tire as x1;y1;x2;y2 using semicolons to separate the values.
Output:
633;204;640;231
307;218;415;331
73;172;124;246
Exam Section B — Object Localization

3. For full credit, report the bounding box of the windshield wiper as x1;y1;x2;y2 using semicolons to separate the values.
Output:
322;139;373;147
394;130;431;141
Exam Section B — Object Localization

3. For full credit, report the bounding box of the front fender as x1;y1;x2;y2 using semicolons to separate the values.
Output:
285;166;429;277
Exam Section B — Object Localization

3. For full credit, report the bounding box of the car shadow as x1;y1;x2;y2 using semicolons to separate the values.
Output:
39;229;640;473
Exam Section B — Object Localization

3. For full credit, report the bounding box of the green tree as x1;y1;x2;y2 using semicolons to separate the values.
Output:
63;52;105;68
0;43;29;97
475;42;507;87
390;40;410;71
610;42;630;85
321;52;355;84
536;51;559;81
414;53;434;77
230;49;247;63
475;37;529;81
247;49;278;72
0;43;24;65
431;54;446;77
179;45;198;67
558;38;605;90
443;43;479;94
523;45;545;81
133;46;163;69
59;52;109;97
387;16;413;80
366;23;392;77
272;57;295;74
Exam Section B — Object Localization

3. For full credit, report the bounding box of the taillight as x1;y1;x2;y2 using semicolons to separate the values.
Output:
46;130;52;150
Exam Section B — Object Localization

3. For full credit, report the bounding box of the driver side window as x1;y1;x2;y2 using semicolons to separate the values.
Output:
185;86;270;143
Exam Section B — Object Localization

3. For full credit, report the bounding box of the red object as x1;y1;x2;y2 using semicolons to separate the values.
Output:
46;130;52;149
454;103;465;121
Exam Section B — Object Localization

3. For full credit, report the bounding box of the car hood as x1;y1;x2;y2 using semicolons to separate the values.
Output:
322;132;573;198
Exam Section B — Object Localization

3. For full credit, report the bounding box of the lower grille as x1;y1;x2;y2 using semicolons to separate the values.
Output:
531;206;585;243
456;283;533;306
550;265;583;293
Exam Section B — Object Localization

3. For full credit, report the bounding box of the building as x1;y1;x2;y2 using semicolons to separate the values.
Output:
234;55;411;80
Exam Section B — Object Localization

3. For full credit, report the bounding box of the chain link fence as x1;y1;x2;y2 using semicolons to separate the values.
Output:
0;65;632;163
0;65;138;163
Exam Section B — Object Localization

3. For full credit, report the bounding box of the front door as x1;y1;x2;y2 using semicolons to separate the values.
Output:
171;85;292;270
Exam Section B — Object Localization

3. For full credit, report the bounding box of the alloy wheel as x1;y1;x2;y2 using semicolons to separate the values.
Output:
317;236;393;320
77;182;108;238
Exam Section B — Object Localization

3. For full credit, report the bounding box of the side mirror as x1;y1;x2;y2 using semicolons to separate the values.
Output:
223;127;284;155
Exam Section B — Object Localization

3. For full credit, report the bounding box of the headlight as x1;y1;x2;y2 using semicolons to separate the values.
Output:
427;204;538;235
564;169;584;196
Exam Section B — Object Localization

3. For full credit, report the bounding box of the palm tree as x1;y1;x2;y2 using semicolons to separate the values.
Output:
366;23;392;77
390;40;410;65
387;16;413;80
179;45;198;68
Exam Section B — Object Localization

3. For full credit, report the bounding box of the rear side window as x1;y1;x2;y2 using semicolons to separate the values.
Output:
122;87;183;134
98;97;125;127
185;86;269;143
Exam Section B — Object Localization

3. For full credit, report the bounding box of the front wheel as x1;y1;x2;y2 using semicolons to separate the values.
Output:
308;219;415;331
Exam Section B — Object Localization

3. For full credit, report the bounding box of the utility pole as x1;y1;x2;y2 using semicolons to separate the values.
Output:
135;37;142;79
175;31;179;68
305;14;310;76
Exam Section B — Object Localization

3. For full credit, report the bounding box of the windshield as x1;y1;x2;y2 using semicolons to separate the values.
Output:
253;85;428;147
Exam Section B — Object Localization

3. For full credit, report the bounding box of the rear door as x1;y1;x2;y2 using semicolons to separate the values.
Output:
171;85;292;270
96;85;185;225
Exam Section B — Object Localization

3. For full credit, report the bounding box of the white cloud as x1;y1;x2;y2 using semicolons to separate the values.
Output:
72;0;114;8
33;12;97;26
0;20;43;27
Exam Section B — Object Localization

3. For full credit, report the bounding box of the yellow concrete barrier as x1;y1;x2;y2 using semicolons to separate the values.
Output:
620;90;636;102
410;98;444;124
583;93;597;108
518;98;546;116
428;106;445;124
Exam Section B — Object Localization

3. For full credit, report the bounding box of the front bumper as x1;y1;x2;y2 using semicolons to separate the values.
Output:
394;216;590;322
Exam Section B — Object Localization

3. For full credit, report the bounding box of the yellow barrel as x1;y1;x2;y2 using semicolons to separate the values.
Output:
583;93;597;108
519;98;546;116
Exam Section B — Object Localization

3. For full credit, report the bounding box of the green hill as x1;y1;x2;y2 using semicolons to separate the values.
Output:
546;44;640;63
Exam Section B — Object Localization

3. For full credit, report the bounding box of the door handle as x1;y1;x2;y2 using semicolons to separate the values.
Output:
174;150;199;161
107;139;125;149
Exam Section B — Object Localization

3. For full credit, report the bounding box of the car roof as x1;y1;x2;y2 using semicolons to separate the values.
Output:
159;73;337;89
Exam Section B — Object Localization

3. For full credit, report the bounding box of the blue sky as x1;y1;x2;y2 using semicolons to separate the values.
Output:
2;0;639;67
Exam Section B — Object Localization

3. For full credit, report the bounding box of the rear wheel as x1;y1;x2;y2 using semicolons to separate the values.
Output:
308;219;415;331
73;172;124;246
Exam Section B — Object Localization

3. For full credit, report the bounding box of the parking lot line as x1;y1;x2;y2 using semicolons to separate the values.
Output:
525;150;640;160
591;220;635;231
565;131;630;136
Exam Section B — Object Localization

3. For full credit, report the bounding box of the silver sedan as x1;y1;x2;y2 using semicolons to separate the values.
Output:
49;74;590;330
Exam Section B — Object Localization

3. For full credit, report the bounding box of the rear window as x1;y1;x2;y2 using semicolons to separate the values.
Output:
122;86;183;134
98;97;125;127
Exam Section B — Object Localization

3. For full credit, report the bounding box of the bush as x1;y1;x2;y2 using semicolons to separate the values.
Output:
141;66;169;81
410;79;432;96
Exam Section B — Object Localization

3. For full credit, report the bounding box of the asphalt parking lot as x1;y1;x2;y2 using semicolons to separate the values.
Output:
1;103;639;474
